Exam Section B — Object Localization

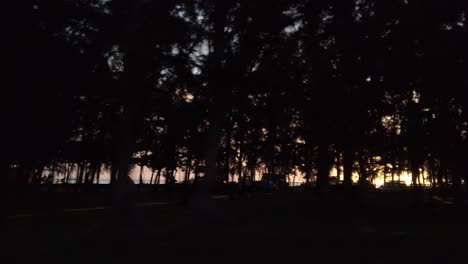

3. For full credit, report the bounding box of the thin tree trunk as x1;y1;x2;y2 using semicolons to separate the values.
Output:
34;163;45;185
239;152;244;188
110;163;118;185
183;158;192;203
391;165;395;182
149;168;156;185
358;151;366;183
185;158;192;182
250;165;256;182
86;163;97;185
139;150;148;184
343;145;353;188
77;163;86;185
65;163;73;184
139;163;144;185
224;124;231;183
336;152;341;182
430;162;436;188
422;168;425;186
317;142;329;193
50;162;57;184
95;164;101;184
156;169;162;185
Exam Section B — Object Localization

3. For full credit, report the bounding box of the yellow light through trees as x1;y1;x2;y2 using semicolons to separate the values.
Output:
295;137;305;144
329;165;429;188
183;93;194;103
400;171;413;186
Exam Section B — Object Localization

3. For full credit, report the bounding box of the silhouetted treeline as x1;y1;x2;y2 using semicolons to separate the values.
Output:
3;0;468;194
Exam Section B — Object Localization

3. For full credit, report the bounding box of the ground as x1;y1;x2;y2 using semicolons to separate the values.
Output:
3;191;468;264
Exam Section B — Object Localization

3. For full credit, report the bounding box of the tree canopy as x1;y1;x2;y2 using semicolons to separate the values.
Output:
3;0;468;193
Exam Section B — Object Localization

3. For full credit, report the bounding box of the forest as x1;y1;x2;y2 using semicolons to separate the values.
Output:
4;1;468;263
4;1;468;195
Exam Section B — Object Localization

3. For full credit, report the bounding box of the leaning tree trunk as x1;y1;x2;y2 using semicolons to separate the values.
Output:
156;169;162;185
149;168;156;185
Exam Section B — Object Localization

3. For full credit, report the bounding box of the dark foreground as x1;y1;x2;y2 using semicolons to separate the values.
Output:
3;191;468;264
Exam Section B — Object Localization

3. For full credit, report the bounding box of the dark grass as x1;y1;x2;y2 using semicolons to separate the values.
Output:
3;192;468;264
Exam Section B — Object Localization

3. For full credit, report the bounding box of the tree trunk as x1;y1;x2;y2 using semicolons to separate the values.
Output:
358;151;366;183
343;146;353;188
149;169;156;185
201;0;228;193
411;165;419;187
33;163;45;185
156;169;162;185
185;158;192;182
317;142;329;193
430;162;436;189
336;151;341;182
95;164;101;184
391;164;395;182
77;163;86;185
422;168;425;186
224;124;231;183
183;158;192;204
239;152;244;188
139;150;148;184
85;163;97;185
250;165;256;182
139;162;144;185
65;163;73;184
